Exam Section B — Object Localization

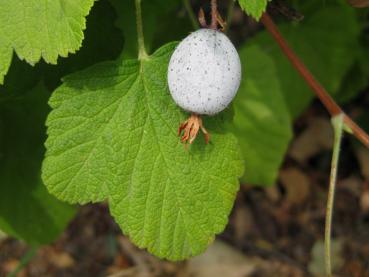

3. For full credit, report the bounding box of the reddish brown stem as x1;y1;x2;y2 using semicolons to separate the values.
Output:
260;13;369;149
198;8;208;28
211;0;218;29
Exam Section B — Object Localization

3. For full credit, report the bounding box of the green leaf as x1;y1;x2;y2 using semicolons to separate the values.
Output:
42;43;244;260
238;0;268;20
230;45;292;186
249;5;360;117
0;0;95;83
335;27;369;103
231;3;360;186
0;36;12;84
41;0;124;90
1;0;123;91
0;83;75;245
335;61;369;104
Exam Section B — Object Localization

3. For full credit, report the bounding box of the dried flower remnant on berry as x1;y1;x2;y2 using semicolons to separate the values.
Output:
168;28;241;144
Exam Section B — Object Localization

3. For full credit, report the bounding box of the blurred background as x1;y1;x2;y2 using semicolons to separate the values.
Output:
1;0;369;276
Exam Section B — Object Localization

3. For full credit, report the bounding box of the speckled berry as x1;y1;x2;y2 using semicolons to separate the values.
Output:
168;28;242;116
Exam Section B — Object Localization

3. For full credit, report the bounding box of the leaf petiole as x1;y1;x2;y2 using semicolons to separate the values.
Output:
135;0;149;60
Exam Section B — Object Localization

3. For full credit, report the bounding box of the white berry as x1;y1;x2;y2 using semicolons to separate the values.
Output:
168;28;241;116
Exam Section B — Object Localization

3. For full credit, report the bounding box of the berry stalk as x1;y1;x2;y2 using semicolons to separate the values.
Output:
211;0;218;30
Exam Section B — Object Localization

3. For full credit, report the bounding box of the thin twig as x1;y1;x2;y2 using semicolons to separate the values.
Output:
211;0;218;29
325;114;344;277
260;12;369;149
183;0;200;29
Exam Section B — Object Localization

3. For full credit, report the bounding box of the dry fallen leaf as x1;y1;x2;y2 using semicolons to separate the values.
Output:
290;117;333;163
280;168;311;205
360;191;369;214
265;185;282;203
360;182;369;214
185;240;306;277
46;249;75;268
354;146;369;181
233;205;254;242
185;240;258;277
2;258;26;277
339;176;362;196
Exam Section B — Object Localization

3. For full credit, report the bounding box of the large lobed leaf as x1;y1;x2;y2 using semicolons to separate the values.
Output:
0;36;12;84
0;83;75;245
41;0;124;90
251;5;361;117
232;4;361;185
230;45;292;186
0;0;122;244
42;43;244;260
0;0;95;84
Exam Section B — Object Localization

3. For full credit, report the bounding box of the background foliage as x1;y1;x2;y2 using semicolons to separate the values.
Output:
0;0;368;261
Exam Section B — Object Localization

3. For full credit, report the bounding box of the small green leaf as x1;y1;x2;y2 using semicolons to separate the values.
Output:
0;83;75;245
42;43;244;260
230;45;292;186
238;0;268;20
0;0;95;83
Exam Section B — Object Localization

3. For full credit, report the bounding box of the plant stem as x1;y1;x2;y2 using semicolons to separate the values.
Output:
183;0;200;29
225;0;235;33
211;0;218;29
260;12;369;149
7;246;37;277
135;0;148;60
325;114;344;277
